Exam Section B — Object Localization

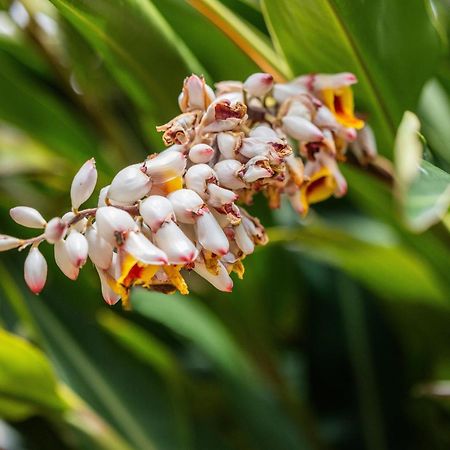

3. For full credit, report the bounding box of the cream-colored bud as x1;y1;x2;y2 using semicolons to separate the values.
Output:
95;206;138;245
243;73;274;97
85;225;113;270
70;158;97;209
96;266;120;305
313;72;357;90
195;211;229;255
54;240;79;280
24;247;47;294
184;164;217;199
65;230;88;268
193;260;233;292
124;231;168;265
282;116;324;142
0;234;23;251
214;160;246;189
45;217;68;243
144;150;186;184
108;163;152;204
140;195;175;232
217;132;241;158
10;206;46;229
189;143;215;163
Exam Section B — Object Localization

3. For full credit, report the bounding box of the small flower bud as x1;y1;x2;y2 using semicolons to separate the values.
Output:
234;222;255;255
184;164;217;199
214;160;246;189
195;211;229;255
144;150;187;184
243;73;273;97
10;206;46;229
45;217;67;243
217;132;241;158
242;156;273;183
202;99;247;133
123;231;168;265
168;189;204;224
24;247;47;294
351;125;377;164
312;72;357;90
98;185;110;207
95;207;138;245
273;82;307;103
140;196;175;232
249;124;278;139
65;230;89;268
96;266;120;305
282;116;324;142
62;212;87;233
70;158;97;209
189;143;215;163
85;226;113;270
314;105;340;129
54;240;79;280
108;164;152;204
178;74;215;112
207;183;238;208
0;234;23;251
193;260;233;292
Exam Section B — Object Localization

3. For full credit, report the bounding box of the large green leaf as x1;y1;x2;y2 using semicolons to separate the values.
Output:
261;0;441;153
0;328;66;421
49;0;206;126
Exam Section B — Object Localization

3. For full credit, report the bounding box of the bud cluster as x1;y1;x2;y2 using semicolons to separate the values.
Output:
0;72;376;307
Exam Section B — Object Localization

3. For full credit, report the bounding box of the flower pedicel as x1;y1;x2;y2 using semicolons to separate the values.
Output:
0;72;377;308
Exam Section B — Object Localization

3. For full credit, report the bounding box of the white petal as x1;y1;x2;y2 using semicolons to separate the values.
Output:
189;143;215;163
139;195;174;232
65;230;88;268
0;234;22;252
44;217;67;243
195;211;229;255
144;150;186;184
249;124;278;139
10;206;46;229
98;185;110;207
96;266;120;305
207;183;238;207
168;189;204;224
314;105;339;129
62;212;87;233
24;247;47;294
282;116;324;142
243;73;273;97
193;260;233;292
217;132;240;158
95;206;138;245
214;160;246;189
234;222;254;255
54;240;79;280
70;158;98;209
184;164;217;199
108;163;152;203
124;231;168;265
154;221;198;264
85;226;113;270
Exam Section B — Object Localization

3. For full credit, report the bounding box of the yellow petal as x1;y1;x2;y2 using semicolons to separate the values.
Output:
322;87;364;129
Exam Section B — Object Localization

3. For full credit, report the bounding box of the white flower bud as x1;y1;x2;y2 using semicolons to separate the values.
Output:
282;116;324;142
24;247;47;294
153;221;198;264
193;260;233;292
108;164;152;204
202;99;247;133
286;99;313;120
207;183;238;208
45;217;67;243
54;240;79;280
168;189;204;224
70;158;97;209
184;164;217;199
214;160;246;189
98;185;110;207
62;212;87;233
178;74;215;112
313;72;357;90
85;226;113;270
189;143;215;163
124;231;168;265
234;222;255;255
243;73;273;97
285;154;304;186
351;125;377;163
0;234;23;251
10;206;46;229
140;196;175;232
314;105;339;129
195;211;229;255
95;206;138;245
65;230;89;268
144;150;186;184
249;124;278;139
273;82;307;103
96;266;120;305
217;132;241;158
242;156;273;183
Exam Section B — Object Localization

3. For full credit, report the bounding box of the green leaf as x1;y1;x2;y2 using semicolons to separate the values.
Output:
261;0;441;152
49;0;206;123
0;328;66;421
268;224;447;303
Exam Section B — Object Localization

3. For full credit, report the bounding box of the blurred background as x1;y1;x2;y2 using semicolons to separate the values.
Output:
0;0;449;449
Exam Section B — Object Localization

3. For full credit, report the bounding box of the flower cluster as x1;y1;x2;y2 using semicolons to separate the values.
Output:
0;72;376;308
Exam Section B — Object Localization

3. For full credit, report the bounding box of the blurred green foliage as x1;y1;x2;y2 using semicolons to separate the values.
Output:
0;1;449;449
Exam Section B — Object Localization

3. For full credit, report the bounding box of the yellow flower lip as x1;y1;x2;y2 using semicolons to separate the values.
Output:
322;86;364;130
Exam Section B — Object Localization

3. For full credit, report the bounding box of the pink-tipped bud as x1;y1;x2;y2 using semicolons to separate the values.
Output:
189;143;215;163
207;183;238;208
144;150;186;184
70;158;97;209
85;225;113;270
45;217;67;243
10;206;46;229
313;72;357;90
217;132;241;158
153;221;198;264
314;105;339;129
234;222;255;255
95;206;138;245
108;164;152;204
124;231;168;265
24;247;47;294
282;116;324;142
65;230;88;268
178;74;215;112
0;234;23;251
273;82;308;103
243;73;274;97
214;160;246;189
62;212;87;233
96;266;120;305
193;260;233;292
168;189;204;224
184;164;217;199
140;196;175;232
54;240;79;280
195;211;229;255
